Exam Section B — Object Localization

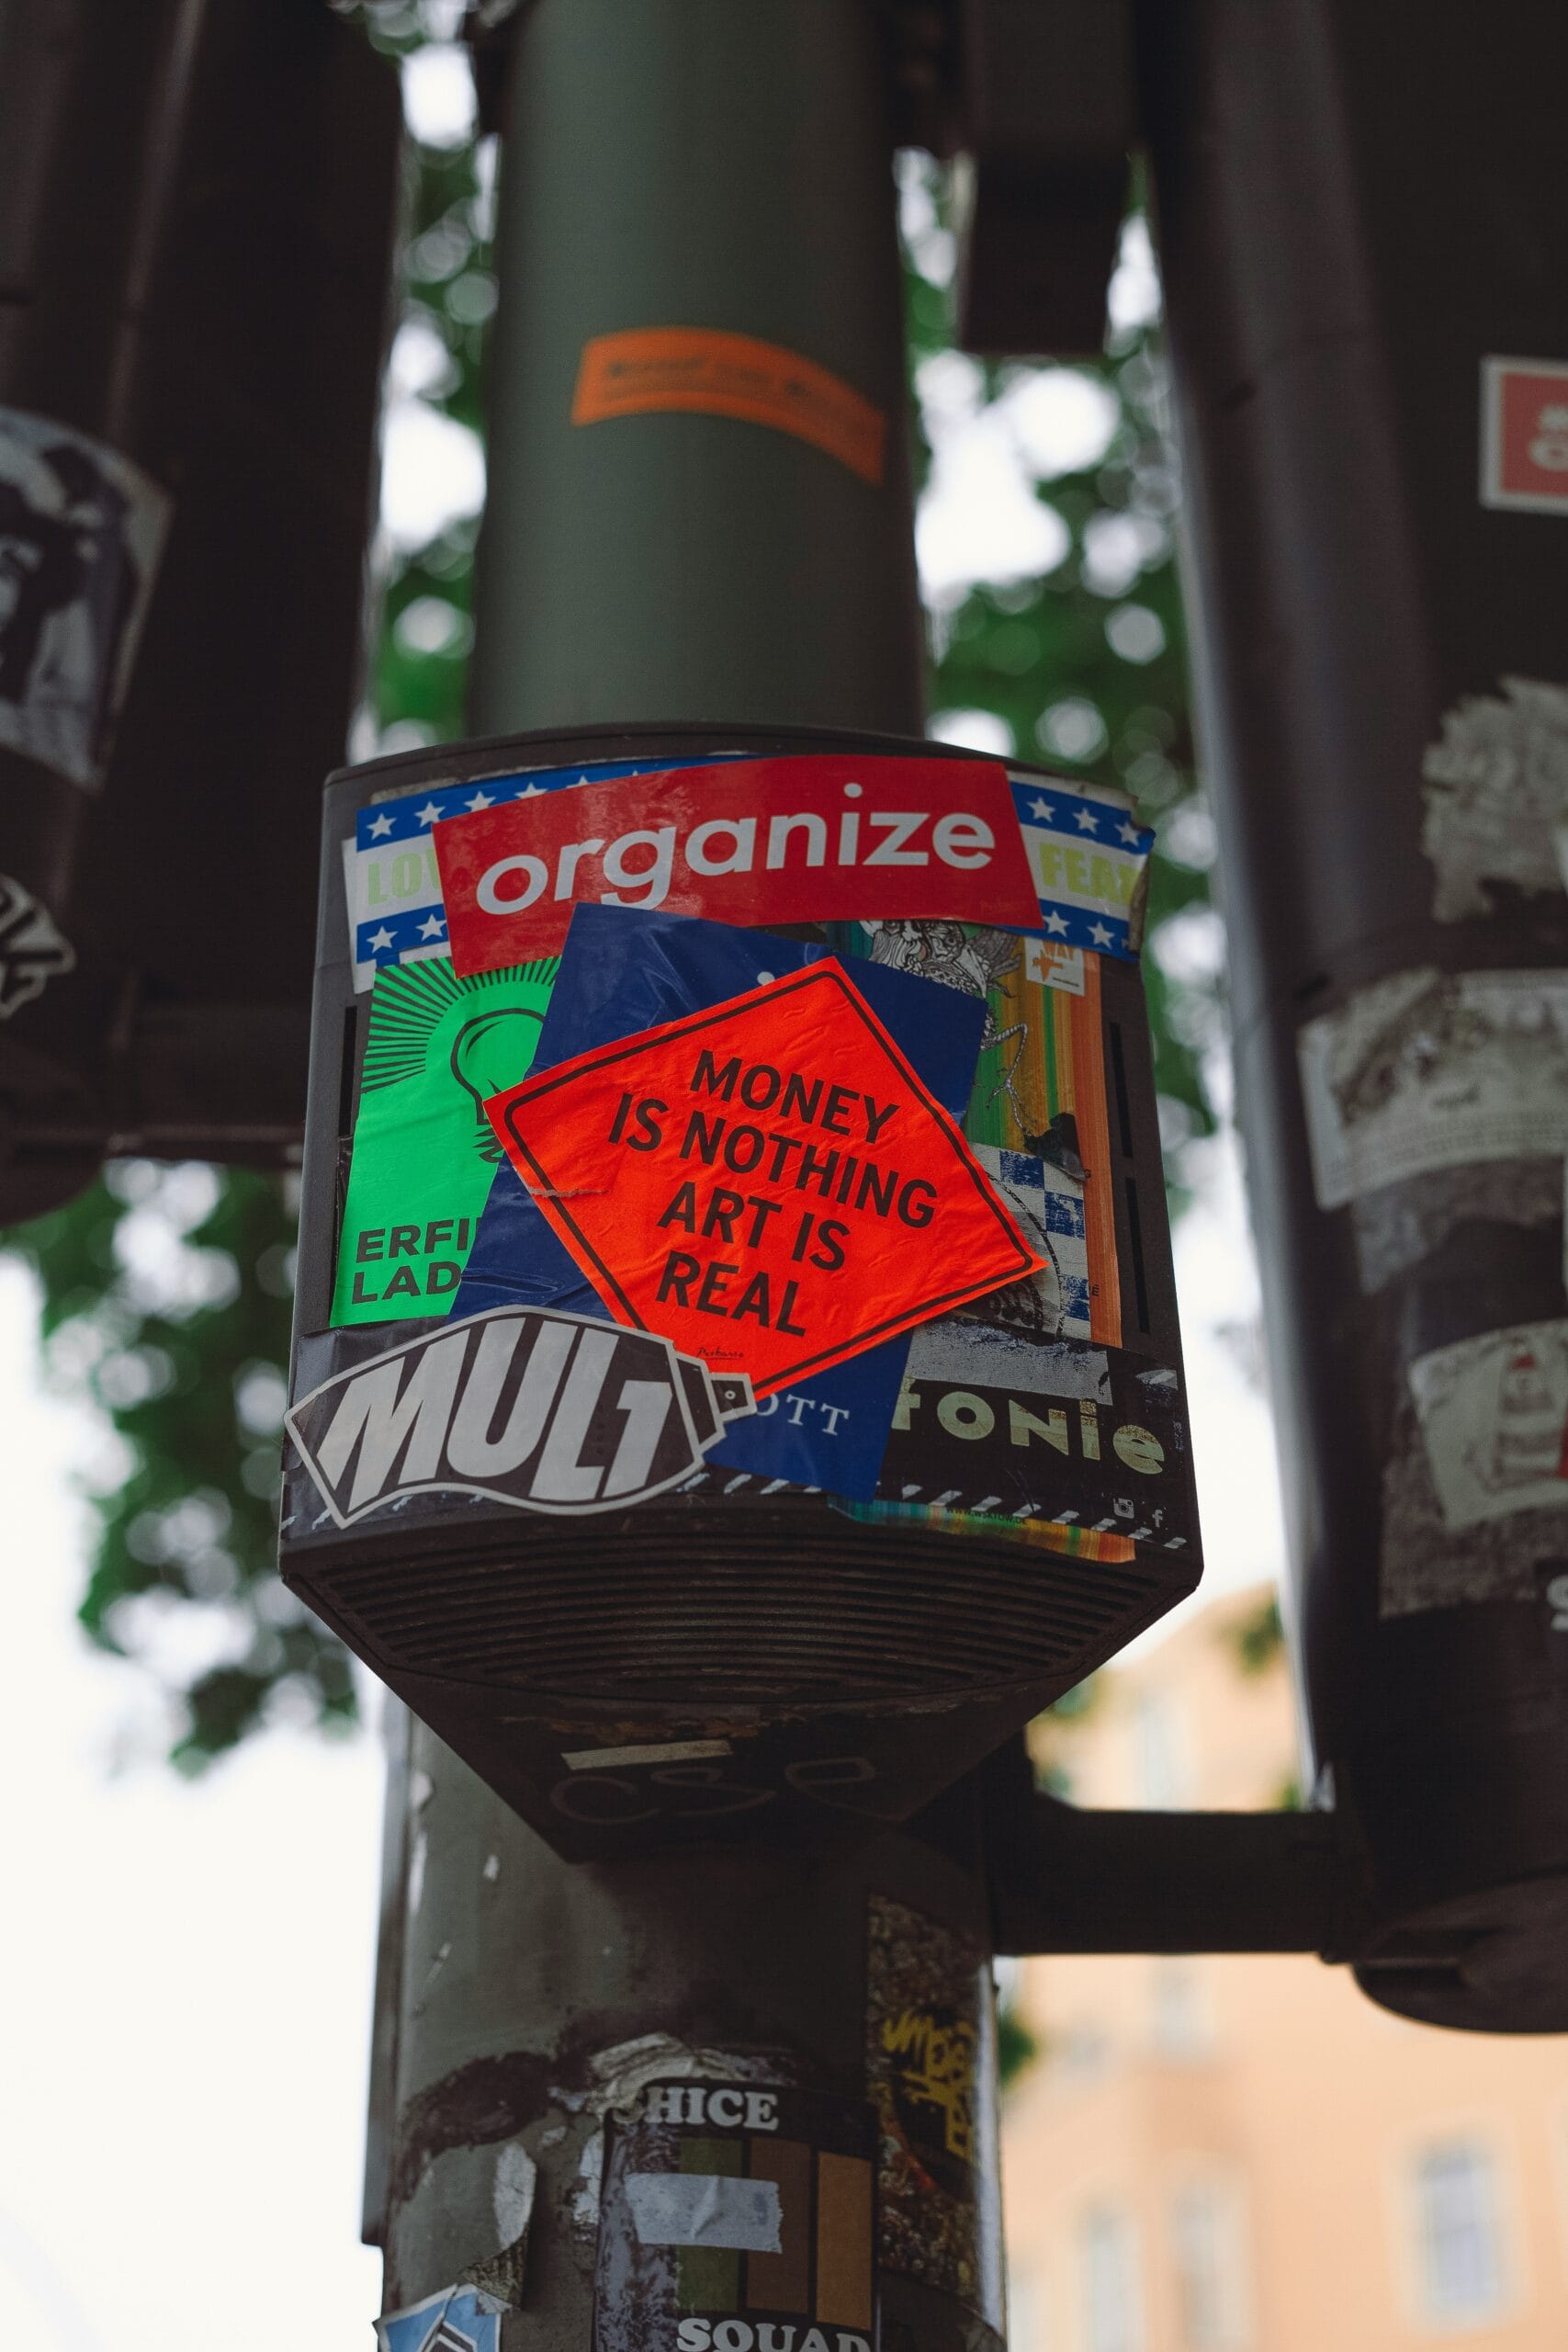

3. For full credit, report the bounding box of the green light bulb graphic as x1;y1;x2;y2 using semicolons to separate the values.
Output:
450;1006;545;1159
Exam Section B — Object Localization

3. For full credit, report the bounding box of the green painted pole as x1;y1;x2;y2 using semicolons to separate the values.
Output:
468;0;923;736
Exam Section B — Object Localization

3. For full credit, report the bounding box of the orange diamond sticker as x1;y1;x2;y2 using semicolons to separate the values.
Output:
485;961;1043;1397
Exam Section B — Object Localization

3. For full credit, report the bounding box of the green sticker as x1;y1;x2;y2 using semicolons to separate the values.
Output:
332;957;559;1326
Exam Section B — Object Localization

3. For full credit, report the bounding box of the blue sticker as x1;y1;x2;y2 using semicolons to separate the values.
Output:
525;904;984;1114
376;2285;503;2352
451;906;987;1499
707;1335;911;1498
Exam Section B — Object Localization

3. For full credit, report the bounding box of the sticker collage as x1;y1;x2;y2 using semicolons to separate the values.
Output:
292;746;1195;1565
377;1892;1003;2352
1298;672;1568;1615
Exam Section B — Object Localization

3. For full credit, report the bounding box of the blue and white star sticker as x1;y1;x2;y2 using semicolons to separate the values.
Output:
1009;774;1155;961
376;2285;502;2352
344;752;737;987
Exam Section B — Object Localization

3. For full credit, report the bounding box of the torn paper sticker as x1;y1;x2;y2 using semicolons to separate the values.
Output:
1421;676;1568;921
1381;1388;1566;1619
1407;1318;1568;1533
1298;967;1568;1210
625;2170;782;2252
0;407;169;789
1349;1157;1564;1295
860;918;1124;1344
376;2283;503;2352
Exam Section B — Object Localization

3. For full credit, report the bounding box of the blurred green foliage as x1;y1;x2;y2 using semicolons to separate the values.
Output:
3;5;1213;1768
998;1999;1041;2091
1227;1592;1286;1676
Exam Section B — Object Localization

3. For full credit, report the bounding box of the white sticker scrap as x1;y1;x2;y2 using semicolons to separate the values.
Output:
1407;1319;1568;1533
1297;967;1568;1209
625;2171;782;2253
1024;936;1086;995
0;407;169;790
0;871;73;1018
1421;675;1568;921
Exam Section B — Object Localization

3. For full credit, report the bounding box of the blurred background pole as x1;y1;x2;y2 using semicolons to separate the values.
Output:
366;9;1007;2351
1140;0;1568;2025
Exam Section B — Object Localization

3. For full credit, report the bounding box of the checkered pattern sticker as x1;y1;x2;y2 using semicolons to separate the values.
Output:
969;1143;1091;1342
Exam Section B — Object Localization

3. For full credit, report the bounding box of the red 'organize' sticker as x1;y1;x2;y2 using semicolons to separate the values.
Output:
484;962;1043;1396
434;752;1039;976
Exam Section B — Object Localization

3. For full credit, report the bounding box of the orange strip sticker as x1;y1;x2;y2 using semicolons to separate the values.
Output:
572;326;887;486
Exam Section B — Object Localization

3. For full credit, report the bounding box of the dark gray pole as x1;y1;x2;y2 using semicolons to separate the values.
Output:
367;10;1006;2350
1139;0;1568;2027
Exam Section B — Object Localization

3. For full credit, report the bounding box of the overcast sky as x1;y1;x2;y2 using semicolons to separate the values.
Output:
0;40;1287;2352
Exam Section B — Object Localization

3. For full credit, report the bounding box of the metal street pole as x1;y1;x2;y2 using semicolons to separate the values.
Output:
1139;0;1568;2027
366;15;1007;2352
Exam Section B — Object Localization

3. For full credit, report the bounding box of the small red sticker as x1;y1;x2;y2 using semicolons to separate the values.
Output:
433;753;1040;977
1481;356;1568;514
485;962;1043;1397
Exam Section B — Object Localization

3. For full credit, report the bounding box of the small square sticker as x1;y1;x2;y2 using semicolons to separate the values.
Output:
1481;356;1568;514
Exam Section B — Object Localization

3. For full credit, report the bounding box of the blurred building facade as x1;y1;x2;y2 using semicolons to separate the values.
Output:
1001;1589;1568;2351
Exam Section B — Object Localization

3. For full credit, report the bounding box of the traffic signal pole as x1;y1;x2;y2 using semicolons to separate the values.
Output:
366;11;1007;2349
1139;2;1568;2025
